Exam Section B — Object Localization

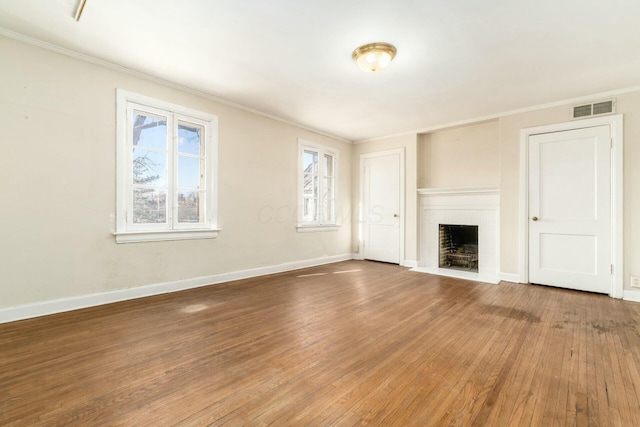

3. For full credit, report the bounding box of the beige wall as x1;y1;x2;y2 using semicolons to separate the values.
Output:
351;134;419;263
0;36;351;308
418;120;500;188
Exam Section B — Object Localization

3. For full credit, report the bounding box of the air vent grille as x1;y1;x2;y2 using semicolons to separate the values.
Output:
593;100;614;115
573;104;592;118
573;99;615;119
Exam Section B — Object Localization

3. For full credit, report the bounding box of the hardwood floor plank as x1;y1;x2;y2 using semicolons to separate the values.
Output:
2;261;640;426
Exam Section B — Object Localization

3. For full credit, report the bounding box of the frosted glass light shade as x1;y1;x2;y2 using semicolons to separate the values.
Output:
352;42;397;72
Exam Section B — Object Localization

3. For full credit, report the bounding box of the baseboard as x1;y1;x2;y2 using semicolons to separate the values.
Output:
403;259;419;268
0;253;353;324
499;272;521;283
623;289;640;302
352;253;364;260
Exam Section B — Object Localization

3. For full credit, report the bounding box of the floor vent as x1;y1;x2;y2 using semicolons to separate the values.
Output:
573;100;615;119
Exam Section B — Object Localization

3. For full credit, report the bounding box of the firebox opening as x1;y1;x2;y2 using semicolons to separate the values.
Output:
439;224;478;272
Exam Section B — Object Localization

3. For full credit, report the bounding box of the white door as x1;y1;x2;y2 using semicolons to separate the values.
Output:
362;151;402;264
529;125;611;293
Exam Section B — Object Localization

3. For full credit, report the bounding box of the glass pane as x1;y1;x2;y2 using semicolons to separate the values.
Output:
178;155;203;189
324;198;334;222
133;112;167;150
303;172;317;196
323;177;333;200
132;149;167;186
133;188;167;224
178;122;203;155
303;150;318;174
178;191;203;223
303;197;318;222
324;154;333;177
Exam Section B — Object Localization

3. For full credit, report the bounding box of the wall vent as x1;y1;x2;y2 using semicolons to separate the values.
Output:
573;100;615;119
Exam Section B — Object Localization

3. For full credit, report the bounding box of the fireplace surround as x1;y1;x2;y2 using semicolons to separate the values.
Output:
413;186;499;284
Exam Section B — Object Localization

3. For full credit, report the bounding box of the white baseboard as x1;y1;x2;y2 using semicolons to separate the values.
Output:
352;252;364;260
499;272;521;283
0;253;353;324
623;289;640;302
403;259;419;268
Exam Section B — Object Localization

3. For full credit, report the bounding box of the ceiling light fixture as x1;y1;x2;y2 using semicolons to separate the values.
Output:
352;42;397;72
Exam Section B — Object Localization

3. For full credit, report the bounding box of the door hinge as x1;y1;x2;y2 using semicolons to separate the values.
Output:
610;138;613;149
610;264;613;275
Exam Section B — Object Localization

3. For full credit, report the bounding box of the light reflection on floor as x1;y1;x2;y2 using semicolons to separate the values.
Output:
181;304;208;313
297;269;362;278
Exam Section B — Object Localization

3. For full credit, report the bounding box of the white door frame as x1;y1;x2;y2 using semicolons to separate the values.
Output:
359;148;405;265
518;114;624;297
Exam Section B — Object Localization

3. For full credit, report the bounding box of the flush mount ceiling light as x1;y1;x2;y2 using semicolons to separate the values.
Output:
352;42;397;72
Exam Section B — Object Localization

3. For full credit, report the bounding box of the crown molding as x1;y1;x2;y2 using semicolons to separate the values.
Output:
0;27;353;144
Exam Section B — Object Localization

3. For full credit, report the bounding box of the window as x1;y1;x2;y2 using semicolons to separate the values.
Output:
297;139;338;231
115;90;218;243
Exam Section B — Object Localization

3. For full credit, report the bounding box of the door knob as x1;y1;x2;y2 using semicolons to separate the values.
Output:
532;216;538;221
393;214;399;218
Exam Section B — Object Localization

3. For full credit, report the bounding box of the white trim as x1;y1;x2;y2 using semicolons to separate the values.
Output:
4;27;640;146
0;254;353;324
518;114;624;298
0;27;352;144
417;186;499;196
403;259;419;268
296;225;340;233
499;272;521;283
114;229;220;243
359;148;406;265
354;87;640;144
623;289;640;303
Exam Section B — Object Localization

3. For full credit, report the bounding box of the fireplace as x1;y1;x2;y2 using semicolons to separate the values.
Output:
439;225;478;272
415;186;499;284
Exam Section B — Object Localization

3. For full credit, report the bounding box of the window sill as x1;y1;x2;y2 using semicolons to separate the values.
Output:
114;228;220;244
296;225;340;233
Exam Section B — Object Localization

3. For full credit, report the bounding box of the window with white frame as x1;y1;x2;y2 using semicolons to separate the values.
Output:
298;139;338;230
115;90;218;243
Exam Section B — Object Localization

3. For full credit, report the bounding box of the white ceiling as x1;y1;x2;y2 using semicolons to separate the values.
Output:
1;0;639;141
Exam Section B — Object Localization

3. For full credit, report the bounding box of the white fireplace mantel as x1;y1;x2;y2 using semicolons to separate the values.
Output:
413;186;500;284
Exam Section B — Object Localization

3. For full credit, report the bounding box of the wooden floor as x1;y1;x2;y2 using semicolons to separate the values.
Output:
2;261;640;426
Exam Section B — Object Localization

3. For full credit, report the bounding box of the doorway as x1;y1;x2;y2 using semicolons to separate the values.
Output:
519;115;623;296
360;149;404;264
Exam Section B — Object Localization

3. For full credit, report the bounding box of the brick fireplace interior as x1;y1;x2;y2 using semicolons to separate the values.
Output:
438;224;479;272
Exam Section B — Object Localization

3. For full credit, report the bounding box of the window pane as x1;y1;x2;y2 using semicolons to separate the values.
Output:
133;149;167;186
178;155;203;189
324;154;333;177
303;197;318;222
133;112;167;150
324;198;334;222
323;177;333;200
303;150;318;174
133;188;167;223
178;123;203;155
178;191;203;223
303;172;317;196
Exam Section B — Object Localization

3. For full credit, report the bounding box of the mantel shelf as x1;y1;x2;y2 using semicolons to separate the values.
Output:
417;186;499;196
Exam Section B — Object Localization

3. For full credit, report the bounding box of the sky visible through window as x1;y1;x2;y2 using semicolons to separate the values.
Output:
133;114;202;189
